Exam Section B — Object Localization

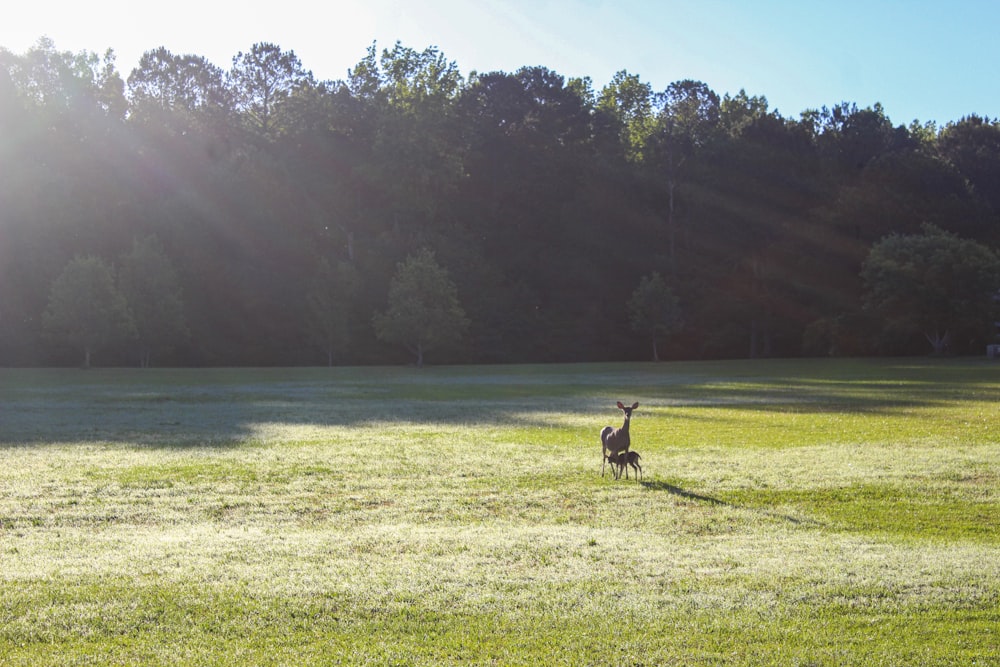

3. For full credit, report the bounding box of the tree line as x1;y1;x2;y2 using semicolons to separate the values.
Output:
1;37;998;367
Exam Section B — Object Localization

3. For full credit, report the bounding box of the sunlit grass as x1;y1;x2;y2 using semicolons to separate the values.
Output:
1;358;998;665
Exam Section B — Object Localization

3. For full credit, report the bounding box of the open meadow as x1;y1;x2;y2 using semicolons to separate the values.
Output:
1;359;998;665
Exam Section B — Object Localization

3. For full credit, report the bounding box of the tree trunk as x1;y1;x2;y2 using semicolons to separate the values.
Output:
926;330;950;355
667;179;676;268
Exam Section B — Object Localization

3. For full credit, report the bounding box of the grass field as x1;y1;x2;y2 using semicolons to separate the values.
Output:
1;358;998;665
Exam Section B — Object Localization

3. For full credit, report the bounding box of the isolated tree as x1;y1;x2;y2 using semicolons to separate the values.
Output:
628;272;683;361
861;224;1000;354
118;236;188;367
305;258;359;366
42;255;135;367
373;249;469;366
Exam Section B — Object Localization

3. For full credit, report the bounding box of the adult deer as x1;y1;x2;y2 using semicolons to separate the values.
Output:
600;401;638;477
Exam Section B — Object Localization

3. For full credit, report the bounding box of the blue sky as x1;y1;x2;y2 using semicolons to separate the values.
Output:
2;0;997;125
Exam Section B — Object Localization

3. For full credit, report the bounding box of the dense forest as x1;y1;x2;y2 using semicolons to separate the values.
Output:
1;38;999;367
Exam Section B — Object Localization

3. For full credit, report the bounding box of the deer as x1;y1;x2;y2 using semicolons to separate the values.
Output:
605;452;625;479
600;401;638;477
607;450;643;481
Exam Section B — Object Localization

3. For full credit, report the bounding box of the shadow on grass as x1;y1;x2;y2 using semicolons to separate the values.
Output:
642;480;731;506
1;359;997;448
642;479;827;528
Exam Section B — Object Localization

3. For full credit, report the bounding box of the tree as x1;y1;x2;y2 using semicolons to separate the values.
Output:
457;66;600;290
813;102;905;174
861;224;1000;354
648;79;721;264
373;249;469;366
628;272;682;361
655;79;721;149
228;42;311;138
118;237;189;367
597;70;653;162
305;258;359;366
938;115;1000;215
719;89;773;138
351;42;466;232
4;38;109;113
128;47;230;128
42;255;135;367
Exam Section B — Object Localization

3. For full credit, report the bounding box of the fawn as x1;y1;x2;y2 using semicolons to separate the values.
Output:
607;450;642;481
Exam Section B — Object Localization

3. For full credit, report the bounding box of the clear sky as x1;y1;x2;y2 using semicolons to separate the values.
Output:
2;0;998;125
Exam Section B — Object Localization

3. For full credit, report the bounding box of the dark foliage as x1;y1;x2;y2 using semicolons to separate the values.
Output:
1;39;998;366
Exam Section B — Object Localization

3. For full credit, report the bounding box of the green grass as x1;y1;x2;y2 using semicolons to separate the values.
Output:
1;358;998;665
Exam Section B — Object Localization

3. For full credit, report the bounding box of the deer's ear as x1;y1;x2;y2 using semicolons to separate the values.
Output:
617;401;625;409
631;402;639;410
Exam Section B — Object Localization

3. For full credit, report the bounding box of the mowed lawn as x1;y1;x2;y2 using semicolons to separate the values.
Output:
1;359;998;665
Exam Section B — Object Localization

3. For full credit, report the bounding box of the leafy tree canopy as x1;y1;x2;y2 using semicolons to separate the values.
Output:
42;255;135;367
2;37;1000;366
861;224;1000;354
373;249;469;366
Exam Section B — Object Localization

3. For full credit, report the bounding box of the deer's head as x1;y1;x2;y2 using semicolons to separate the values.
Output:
616;401;639;419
